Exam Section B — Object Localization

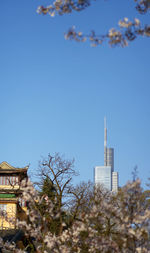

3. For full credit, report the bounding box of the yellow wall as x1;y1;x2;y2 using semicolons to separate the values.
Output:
0;185;19;190
0;203;16;229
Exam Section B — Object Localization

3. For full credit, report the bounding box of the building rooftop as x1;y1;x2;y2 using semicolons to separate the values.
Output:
0;162;29;174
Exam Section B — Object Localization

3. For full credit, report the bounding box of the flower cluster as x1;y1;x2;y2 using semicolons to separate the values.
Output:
0;178;150;252
37;0;92;17
134;0;150;14
37;0;150;47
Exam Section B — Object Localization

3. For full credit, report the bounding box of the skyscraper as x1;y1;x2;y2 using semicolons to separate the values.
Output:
94;118;119;191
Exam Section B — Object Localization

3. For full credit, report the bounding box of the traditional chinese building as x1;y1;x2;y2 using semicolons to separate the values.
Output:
0;162;28;230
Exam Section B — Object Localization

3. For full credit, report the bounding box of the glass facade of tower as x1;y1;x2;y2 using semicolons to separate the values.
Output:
104;148;114;171
112;171;118;192
94;166;112;191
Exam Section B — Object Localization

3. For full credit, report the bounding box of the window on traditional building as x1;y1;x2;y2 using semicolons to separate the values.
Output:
0;176;19;186
0;204;7;211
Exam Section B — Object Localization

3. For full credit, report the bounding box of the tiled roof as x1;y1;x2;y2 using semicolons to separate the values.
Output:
0;162;29;172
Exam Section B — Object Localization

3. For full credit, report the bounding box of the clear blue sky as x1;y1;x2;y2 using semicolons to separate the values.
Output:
0;0;150;187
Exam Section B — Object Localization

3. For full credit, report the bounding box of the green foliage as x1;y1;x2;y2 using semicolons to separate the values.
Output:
40;175;56;201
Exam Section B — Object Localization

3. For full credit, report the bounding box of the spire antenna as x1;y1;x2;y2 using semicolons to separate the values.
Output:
104;117;107;165
104;117;107;148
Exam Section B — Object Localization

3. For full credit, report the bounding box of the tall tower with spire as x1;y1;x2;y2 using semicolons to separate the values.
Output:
104;118;114;171
94;118;118;192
